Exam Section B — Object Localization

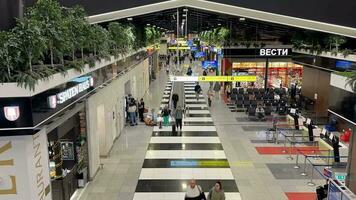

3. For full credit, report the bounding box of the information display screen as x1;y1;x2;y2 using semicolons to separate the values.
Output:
202;61;218;69
195;52;205;58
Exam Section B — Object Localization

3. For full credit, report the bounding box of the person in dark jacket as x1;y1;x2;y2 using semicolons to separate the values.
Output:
162;106;171;126
194;83;202;101
138;98;145;122
172;93;179;109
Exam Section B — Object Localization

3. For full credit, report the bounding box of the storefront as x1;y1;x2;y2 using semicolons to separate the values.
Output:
0;50;150;200
222;47;303;89
231;60;303;88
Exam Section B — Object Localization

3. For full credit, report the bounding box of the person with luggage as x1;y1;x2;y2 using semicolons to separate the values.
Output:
207;181;225;200
172;93;179;109
128;99;138;126
185;179;206;200
194;83;202;101
138;98;145;122
175;106;183;131
162;106;170;126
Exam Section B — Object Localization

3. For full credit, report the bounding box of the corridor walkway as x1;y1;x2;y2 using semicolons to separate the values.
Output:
133;81;241;200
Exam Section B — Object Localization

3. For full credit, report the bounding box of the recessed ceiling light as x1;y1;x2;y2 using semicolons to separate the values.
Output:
218;23;221;26
147;23;151;26
239;17;246;21
127;17;133;21
182;14;187;17
183;8;188;12
153;25;156;27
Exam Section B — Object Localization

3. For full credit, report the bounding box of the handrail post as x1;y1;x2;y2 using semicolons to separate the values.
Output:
294;150;300;169
287;140;294;160
301;155;307;176
307;164;316;186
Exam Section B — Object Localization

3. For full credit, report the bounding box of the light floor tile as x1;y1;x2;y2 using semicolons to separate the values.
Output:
154;126;216;132
139;168;234;180
149;137;220;143
183;117;213;122
133;192;241;200
145;150;226;159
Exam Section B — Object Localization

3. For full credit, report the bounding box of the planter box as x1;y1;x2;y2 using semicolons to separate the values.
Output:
330;73;355;93
294;49;356;62
0;48;145;98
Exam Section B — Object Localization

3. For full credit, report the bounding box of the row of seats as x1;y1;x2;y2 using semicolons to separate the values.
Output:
235;99;288;108
231;93;287;101
231;87;287;95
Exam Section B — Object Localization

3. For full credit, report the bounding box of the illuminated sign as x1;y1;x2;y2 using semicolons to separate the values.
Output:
48;77;94;108
260;48;290;56
169;76;256;82
3;106;20;121
168;46;190;50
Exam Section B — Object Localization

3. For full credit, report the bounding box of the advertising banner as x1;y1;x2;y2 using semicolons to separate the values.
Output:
0;129;52;200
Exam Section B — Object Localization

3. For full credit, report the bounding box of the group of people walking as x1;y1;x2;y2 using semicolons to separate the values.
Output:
185;179;226;200
160;104;184;131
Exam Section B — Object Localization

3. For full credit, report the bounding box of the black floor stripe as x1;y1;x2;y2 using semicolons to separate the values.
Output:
187;114;211;117
135;180;239;192
152;131;218;137
185;101;207;104
186;107;208;110
185;97;205;99
142;159;230;168
148;143;223;150
183;122;215;126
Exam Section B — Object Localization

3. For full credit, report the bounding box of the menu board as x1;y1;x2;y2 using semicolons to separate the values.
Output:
61;141;75;160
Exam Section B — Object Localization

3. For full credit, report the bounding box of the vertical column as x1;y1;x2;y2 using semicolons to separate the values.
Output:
264;58;269;89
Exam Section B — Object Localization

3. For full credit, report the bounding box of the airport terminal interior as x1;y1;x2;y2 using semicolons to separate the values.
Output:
1;1;356;200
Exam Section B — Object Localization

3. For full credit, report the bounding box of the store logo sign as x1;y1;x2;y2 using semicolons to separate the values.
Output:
48;77;94;108
48;95;57;109
3;106;20;121
260;48;289;56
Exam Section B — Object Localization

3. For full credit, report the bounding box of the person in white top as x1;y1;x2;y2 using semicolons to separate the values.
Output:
185;179;204;199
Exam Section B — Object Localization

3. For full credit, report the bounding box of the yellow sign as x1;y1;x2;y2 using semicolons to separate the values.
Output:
198;76;256;82
228;75;257;82
168;46;190;50
198;76;228;82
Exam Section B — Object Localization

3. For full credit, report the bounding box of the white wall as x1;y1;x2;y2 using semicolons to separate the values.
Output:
86;58;150;179
0;129;52;200
330;73;355;94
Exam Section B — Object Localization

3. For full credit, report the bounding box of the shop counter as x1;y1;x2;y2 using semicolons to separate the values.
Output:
51;168;78;200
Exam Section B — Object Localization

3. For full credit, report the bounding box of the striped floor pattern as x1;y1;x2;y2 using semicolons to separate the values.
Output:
133;81;240;200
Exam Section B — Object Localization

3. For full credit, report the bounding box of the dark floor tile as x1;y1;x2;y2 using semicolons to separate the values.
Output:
188;114;211;117
135;180;238;192
147;143;223;150
152;131;218;137
183;122;215;126
142;159;230;168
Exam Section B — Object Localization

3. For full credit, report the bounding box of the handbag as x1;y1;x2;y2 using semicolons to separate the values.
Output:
197;186;206;200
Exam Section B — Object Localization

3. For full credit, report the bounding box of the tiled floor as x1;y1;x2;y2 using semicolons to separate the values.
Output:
75;64;324;200
133;80;241;200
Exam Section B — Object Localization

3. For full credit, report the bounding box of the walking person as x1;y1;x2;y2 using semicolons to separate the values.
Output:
172;93;179;109
213;82;221;100
194;83;202;101
162;105;170;126
138;98;145;122
207;89;214;107
225;83;231;99
207;181;225;200
185;179;206;200
175;106;183;131
128;100;138;126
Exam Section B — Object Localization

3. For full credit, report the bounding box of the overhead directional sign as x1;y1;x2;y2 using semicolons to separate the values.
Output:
170;76;256;82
